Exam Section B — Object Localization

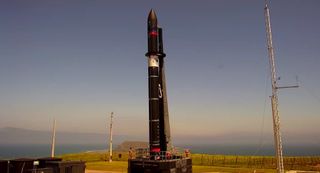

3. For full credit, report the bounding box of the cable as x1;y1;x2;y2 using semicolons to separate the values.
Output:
253;64;270;156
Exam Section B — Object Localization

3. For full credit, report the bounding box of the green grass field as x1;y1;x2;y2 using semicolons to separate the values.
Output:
60;151;320;173
83;161;277;173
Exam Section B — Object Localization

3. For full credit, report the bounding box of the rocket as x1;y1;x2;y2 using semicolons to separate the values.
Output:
146;9;171;156
128;10;192;172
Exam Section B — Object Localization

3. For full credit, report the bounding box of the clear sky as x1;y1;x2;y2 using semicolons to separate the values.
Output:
0;0;319;145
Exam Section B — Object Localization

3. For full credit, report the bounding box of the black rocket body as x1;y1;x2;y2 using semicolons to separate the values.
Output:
147;10;160;154
146;9;170;155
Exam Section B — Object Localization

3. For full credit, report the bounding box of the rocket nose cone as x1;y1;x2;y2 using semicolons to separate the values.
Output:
148;9;157;26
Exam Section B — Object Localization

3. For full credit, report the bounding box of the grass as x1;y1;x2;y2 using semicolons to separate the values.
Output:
192;165;276;173
60;151;320;173
85;161;277;173
86;161;128;172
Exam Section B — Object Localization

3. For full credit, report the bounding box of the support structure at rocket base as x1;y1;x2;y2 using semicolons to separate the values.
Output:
128;9;192;173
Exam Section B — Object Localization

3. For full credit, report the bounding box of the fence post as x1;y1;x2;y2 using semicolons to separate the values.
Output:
291;157;295;170
235;156;238;166
247;156;251;168
212;155;214;166
201;154;204;165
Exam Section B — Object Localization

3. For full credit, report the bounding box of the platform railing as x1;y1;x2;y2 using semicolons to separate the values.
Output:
134;148;186;160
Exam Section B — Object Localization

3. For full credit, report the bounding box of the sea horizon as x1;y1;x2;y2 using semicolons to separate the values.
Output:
1;143;319;159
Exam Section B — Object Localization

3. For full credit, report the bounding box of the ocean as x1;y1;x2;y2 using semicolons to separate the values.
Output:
182;144;320;156
0;144;319;159
0;144;106;159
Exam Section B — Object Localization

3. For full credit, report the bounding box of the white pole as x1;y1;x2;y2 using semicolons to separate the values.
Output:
51;119;56;158
109;112;114;162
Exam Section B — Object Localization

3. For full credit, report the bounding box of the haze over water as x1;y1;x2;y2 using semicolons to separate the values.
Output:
1;144;319;159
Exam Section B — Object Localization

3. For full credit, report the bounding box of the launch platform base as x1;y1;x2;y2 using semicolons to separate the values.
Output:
128;157;192;173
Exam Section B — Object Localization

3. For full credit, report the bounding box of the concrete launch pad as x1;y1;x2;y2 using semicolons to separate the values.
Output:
128;157;192;173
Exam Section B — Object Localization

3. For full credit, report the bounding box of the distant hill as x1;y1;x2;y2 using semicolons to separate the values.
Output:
116;141;148;151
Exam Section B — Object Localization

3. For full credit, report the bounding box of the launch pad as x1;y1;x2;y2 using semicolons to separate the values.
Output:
128;149;192;173
128;157;192;173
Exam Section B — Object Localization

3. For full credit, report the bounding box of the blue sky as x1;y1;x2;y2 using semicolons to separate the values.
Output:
0;0;319;145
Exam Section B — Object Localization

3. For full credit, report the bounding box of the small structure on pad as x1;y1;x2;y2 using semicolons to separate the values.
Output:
129;148;192;173
0;157;85;173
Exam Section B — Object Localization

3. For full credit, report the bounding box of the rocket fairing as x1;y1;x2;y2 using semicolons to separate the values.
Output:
146;9;170;155
147;10;158;55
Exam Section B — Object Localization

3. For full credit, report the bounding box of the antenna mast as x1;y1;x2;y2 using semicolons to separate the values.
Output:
264;1;284;172
264;1;298;172
108;112;114;162
51;119;56;158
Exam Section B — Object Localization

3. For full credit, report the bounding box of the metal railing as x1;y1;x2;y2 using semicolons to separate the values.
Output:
134;148;186;160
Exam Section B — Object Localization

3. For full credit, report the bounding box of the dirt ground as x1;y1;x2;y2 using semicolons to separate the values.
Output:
85;170;221;173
